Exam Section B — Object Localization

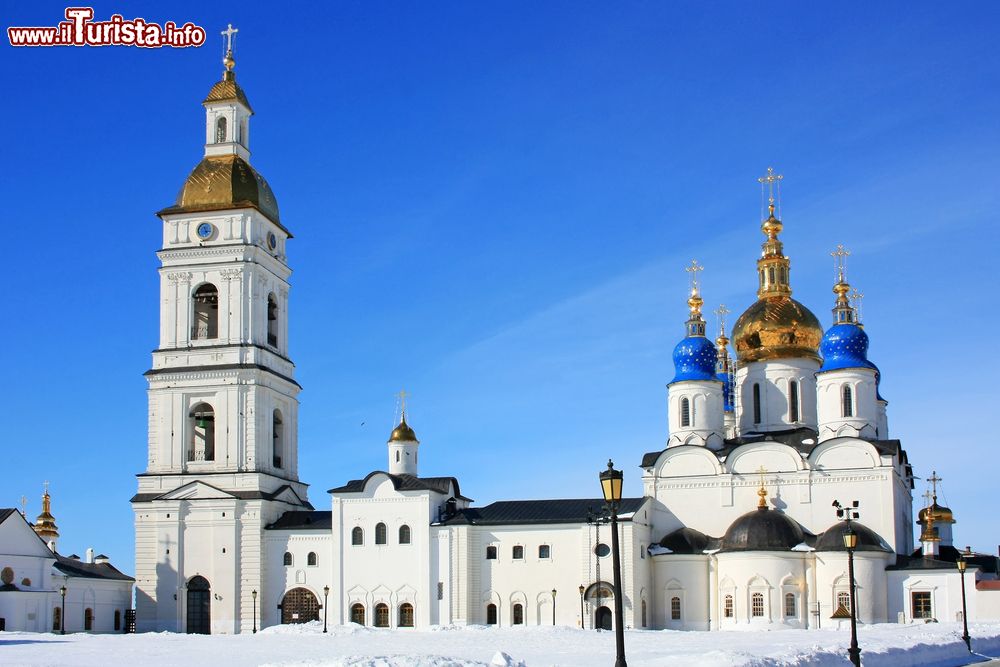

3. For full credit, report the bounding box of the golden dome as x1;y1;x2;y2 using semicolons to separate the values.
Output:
158;154;282;226
732;295;823;363
32;489;58;541
389;416;419;443
918;502;955;525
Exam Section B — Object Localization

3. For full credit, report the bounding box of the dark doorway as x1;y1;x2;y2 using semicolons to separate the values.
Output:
595;606;613;631
281;588;320;624
186;576;211;634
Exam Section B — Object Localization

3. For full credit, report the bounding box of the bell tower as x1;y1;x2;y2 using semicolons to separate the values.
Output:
132;30;310;635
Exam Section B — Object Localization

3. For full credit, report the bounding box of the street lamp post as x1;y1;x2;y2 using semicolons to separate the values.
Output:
550;588;557;625
579;584;586;629
59;585;67;635
833;500;861;667
958;552;971;652
251;589;257;634
600;459;627;667
323;586;330;633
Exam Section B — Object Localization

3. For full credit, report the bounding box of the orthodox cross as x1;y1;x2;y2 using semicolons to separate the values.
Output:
685;259;704;293
43;480;49;496
221;23;238;55
19;495;27;517
831;244;851;283
755;466;769;508
849;288;865;323
922;489;934;507
757;166;784;206
714;304;730;337
397;389;409;416
928;470;942;500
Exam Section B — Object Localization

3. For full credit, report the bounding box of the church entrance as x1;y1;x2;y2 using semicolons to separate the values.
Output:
280;587;320;624
186;576;211;634
595;606;613;631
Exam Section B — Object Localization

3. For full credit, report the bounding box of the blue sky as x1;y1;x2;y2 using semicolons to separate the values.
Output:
3;2;998;567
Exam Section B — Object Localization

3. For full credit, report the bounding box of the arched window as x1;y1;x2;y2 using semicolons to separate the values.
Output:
375;522;387;545
114;609;121;631
351;526;363;546
789;380;799;422
842;385;854;418
784;593;796;617
267;293;278;347
837;591;851;612
538;544;550;559
215;116;227;143
759;269;765;290
283;551;293;566
188;403;215;462
192;284;219;340
680;397;691;428
84;607;94;631
751;592;765;617
512;545;524;560
399;525;411;544
374;603;389;627
512;603;524;625
723;595;734;618
399;603;414;627
52;607;61;632
272;409;283;469
768;266;775;286
307;552;317;566
396;450;400;463
670;596;681;620
486;545;497;560
752;383;762;424
641;600;647;627
486;603;498;625
350;603;365;625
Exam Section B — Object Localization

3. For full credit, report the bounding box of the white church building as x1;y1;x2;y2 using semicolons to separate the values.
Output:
131;47;1000;635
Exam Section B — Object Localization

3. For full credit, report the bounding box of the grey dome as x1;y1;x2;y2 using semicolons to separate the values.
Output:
659;526;716;554
815;521;893;553
720;507;812;553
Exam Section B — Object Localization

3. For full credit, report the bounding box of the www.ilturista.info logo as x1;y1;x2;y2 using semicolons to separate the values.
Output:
8;7;206;48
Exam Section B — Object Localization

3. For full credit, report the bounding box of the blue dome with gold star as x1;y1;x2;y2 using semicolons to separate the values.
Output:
672;335;718;383
819;323;876;373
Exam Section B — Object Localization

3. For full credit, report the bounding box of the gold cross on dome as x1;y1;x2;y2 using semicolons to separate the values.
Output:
755;466;769;508
714;304;730;335
397;389;409;415
685;259;704;293
922;488;934;508
849;288;865;322
43;480;49;495
757;167;784;205
831;244;851;283
221;23;238;54
928;470;942;498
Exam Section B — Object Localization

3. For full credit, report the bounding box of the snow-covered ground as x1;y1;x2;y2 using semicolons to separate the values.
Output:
3;622;999;667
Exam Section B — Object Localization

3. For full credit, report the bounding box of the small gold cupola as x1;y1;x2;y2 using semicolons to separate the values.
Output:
32;483;59;550
388;391;420;476
831;244;857;325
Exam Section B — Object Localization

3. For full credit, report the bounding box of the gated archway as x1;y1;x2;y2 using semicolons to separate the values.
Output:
595;606;613;631
280;587;320;624
186;576;211;634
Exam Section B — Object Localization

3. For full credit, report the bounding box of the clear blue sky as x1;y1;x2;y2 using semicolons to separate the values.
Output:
3;2;998;567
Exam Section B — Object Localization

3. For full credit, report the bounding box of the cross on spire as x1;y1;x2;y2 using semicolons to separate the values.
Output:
19;495;27;517
714;304;730;337
397;389;409;419
43;480;49;496
849;287;864;323
755;466;769;508
685;259;704;294
928;470;942;500
221;23;238;55
831;244;851;283
757;166;784;206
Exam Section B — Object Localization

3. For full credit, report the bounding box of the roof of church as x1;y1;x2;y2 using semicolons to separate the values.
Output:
131;483;314;509
904;546;1000;575
265;511;332;531
327;472;472;501
0;508;16;525
658;526;719;554
53;555;134;582
886;555;964;571
437;497;646;526
720;506;815;553
814;520;893;553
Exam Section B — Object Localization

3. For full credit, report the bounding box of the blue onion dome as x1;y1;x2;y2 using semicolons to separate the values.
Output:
819;277;876;373
672;336;718;383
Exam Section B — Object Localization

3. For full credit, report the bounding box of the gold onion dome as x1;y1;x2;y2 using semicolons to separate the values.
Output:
918;501;955;525
33;489;58;541
161;154;281;224
732;203;822;363
389;415;419;443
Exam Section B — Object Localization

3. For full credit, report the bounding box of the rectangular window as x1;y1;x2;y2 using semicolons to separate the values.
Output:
911;591;932;620
784;593;796;618
753;384;762;424
670;596;681;620
789;381;799;422
486;545;497;560
538;544;550;559
437;582;444;600
723;595;734;618
751;592;764;617
512;545;524;560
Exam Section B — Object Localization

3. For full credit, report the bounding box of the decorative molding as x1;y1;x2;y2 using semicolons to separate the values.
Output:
220;268;243;280
167;272;193;283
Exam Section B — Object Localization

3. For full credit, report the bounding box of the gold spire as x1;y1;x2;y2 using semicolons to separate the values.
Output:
849;288;865;326
684;260;707;337
830;244;857;325
32;482;59;543
389;390;419;443
755;167;791;299
714;304;733;373
756;466;769;509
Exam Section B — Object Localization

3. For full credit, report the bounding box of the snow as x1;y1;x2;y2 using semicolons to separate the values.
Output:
2;622;999;667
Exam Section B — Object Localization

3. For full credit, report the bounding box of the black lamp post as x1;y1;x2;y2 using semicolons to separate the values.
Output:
600;459;627;667
551;589;557;625
958;552;971;652
59;585;67;635
834;500;861;667
323;586;330;633
579;584;586;629
251;589;257;634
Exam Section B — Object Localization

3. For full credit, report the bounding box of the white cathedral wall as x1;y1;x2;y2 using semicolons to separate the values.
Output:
813;552;891;624
666;380;724;449
735;359;819;434
650;555;709;630
887;569;970;624
262;530;333;628
714;552;810;630
816;369;879;442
